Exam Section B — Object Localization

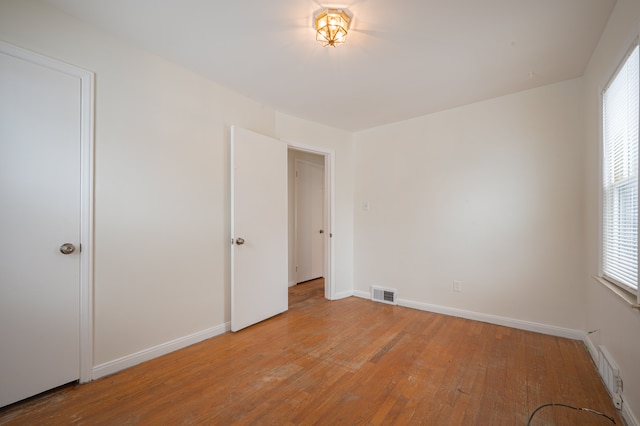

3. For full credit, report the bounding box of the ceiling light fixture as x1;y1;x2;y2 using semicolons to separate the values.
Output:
315;9;351;47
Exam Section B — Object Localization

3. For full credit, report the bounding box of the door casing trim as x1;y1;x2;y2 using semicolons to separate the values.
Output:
286;142;335;300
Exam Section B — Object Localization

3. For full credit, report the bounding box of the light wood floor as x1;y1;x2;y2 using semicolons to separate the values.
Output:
0;278;622;425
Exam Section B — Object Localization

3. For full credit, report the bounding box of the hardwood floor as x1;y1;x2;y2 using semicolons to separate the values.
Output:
0;278;622;425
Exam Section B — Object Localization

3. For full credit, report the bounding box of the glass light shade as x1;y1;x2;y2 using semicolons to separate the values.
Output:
315;9;351;47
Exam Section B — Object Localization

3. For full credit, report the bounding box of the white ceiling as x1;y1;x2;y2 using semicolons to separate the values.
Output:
43;0;616;131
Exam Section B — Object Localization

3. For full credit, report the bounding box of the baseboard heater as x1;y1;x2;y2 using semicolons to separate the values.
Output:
371;286;397;305
598;345;623;410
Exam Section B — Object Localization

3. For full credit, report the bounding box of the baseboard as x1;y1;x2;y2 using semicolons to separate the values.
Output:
333;290;354;300
583;334;600;364
92;322;230;380
288;280;296;288
584;335;639;426
622;402;640;426
397;298;583;340
353;290;584;339
353;290;370;299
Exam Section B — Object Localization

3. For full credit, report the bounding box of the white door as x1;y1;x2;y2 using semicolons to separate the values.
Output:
295;160;324;283
0;49;82;407
231;126;288;332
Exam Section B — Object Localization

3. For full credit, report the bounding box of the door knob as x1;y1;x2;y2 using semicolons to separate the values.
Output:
235;237;245;245
59;243;76;255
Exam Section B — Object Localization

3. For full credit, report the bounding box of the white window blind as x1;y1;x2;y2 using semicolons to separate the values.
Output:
602;43;639;294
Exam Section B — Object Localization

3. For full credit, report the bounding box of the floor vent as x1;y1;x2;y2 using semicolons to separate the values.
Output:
598;345;623;409
371;286;397;305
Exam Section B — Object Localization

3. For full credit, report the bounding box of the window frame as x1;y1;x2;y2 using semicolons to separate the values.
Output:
600;39;640;301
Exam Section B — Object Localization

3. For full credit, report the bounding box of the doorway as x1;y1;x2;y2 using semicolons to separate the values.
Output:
287;145;334;300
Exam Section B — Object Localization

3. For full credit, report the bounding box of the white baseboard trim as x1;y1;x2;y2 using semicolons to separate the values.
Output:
583;334;600;364
288;280;296;288
92;322;230;380
333;290;353;300
622;401;640;426
353;290;370;299
397;298;583;340
354;291;583;339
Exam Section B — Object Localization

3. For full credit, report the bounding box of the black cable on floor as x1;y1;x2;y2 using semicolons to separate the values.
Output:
527;403;616;425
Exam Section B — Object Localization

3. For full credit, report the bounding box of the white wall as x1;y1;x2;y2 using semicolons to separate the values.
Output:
353;79;586;330
0;0;272;367
583;0;640;422
0;0;354;372
277;113;355;298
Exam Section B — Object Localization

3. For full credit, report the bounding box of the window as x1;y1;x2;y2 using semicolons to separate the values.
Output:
602;43;639;295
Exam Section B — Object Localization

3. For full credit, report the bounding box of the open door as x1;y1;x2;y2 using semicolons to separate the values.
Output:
231;126;288;332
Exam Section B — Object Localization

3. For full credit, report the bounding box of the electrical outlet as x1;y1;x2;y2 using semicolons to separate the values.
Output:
453;280;462;292
613;393;623;410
